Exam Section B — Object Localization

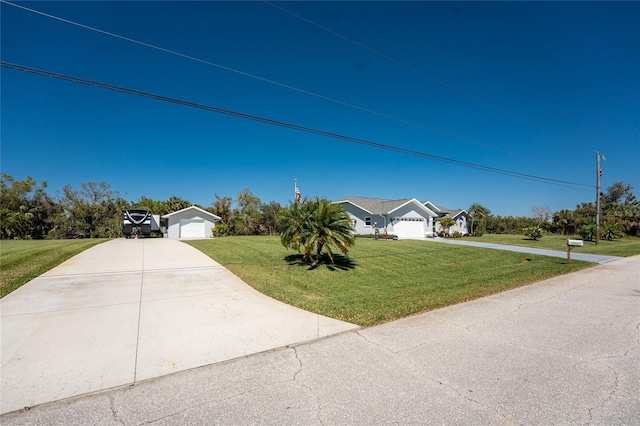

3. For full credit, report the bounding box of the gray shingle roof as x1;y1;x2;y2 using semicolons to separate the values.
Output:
336;196;414;214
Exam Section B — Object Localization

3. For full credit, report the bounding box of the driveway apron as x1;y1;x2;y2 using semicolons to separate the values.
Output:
0;238;358;414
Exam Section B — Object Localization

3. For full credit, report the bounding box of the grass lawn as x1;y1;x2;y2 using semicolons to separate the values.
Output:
0;239;108;297
460;234;640;257
187;236;594;327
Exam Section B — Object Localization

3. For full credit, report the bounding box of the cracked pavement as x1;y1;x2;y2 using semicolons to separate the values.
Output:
2;255;638;425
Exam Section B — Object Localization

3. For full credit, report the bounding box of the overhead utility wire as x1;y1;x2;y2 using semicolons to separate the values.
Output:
1;0;543;161
1;61;593;192
263;0;571;146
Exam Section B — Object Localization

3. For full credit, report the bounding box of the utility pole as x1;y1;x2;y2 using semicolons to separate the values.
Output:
595;151;604;245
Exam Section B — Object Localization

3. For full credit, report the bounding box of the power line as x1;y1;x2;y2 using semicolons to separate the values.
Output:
263;0;576;147
1;61;594;192
1;0;556;164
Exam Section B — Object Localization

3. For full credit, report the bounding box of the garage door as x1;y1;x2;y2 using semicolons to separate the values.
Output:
180;219;205;238
393;218;425;239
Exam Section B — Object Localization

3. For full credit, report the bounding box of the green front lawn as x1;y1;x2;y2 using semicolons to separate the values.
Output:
460;234;640;257
0;239;108;297
187;236;593;327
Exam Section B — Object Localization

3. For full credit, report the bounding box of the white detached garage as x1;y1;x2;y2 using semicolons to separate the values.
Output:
162;206;221;239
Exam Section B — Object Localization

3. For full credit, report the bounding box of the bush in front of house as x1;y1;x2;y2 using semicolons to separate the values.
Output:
356;233;398;240
452;231;463;238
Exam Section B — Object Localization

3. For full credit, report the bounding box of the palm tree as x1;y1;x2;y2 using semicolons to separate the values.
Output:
468;203;490;236
279;197;355;265
552;209;575;235
278;200;313;261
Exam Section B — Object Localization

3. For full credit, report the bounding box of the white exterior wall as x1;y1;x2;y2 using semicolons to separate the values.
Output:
451;216;468;235
388;204;434;239
435;215;469;235
166;210;216;239
340;204;386;235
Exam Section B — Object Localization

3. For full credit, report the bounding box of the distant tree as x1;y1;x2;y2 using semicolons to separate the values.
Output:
235;188;263;235
165;196;192;213
261;201;283;235
468;203;490;236
0;209;30;239
530;205;551;225
574;202;596;232
602;181;636;205
0;174;59;239
552;209;576;235
51;181;121;238
133;196;168;215
211;193;236;235
279;197;355;265
601;181;639;237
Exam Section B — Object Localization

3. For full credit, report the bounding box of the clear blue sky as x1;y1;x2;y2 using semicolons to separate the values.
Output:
2;1;639;217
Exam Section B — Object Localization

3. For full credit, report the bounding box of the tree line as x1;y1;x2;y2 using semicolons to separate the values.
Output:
2;174;638;240
466;181;639;240
0;174;286;240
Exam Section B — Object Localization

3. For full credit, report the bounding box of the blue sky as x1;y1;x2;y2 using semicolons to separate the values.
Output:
2;1;638;217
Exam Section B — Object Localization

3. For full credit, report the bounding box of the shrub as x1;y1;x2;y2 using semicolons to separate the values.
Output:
522;226;544;240
213;223;230;237
602;223;623;241
452;231;463;238
473;224;485;237
580;224;596;241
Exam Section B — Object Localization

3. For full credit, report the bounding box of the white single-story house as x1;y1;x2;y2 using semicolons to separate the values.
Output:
162;205;221;239
424;201;470;235
334;196;438;239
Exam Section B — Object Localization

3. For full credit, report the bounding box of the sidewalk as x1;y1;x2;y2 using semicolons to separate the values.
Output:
2;255;638;425
425;237;622;264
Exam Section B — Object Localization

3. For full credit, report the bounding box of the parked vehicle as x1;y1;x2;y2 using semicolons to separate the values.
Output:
122;209;160;238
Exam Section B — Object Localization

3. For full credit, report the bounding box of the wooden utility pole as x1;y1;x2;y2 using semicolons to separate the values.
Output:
595;152;603;245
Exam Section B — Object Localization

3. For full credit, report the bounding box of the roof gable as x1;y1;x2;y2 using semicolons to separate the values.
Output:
336;196;436;217
162;205;221;220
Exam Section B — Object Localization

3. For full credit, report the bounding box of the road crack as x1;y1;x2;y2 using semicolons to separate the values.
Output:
291;346;324;426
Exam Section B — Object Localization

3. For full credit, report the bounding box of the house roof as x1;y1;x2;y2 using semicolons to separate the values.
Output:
162;205;221;220
335;196;436;217
423;201;468;219
448;209;468;219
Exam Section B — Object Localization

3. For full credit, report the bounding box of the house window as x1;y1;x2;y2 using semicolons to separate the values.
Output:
365;217;372;226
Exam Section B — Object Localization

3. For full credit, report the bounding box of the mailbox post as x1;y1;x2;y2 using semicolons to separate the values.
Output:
566;239;583;263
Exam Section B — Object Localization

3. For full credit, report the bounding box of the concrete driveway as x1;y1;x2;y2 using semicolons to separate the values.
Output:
2;254;638;425
0;238;358;414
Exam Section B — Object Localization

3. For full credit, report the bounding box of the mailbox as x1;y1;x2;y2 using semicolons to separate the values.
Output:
567;239;583;247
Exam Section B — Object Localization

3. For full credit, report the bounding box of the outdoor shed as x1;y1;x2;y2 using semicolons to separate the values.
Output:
162;206;221;239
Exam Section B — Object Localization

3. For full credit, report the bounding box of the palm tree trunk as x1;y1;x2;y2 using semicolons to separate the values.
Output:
315;239;324;264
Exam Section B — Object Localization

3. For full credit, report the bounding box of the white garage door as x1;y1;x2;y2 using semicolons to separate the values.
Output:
180;219;205;238
393;218;425;239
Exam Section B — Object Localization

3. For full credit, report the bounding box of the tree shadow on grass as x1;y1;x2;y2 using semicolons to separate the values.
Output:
284;254;356;271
